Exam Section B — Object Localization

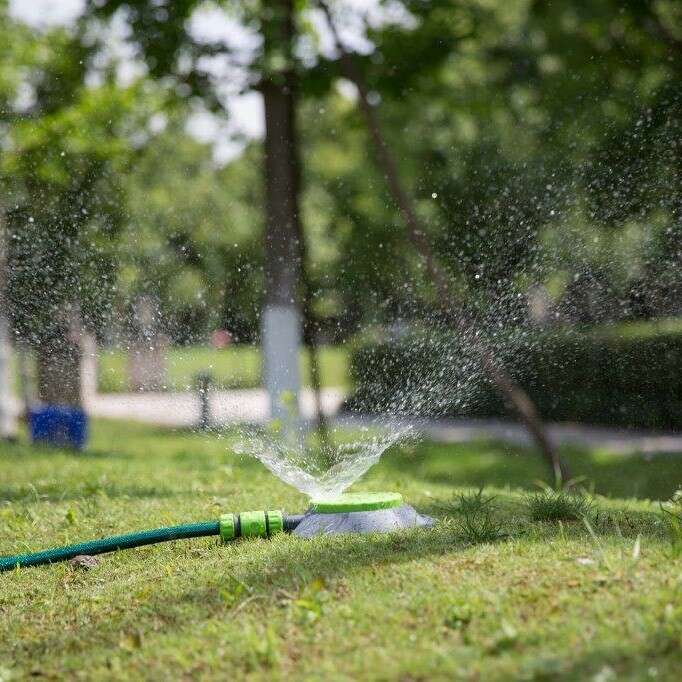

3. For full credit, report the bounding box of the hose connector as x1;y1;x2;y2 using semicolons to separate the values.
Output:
219;510;284;542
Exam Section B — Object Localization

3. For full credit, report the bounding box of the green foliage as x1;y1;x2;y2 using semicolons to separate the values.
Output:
525;490;594;523
2;0;681;347
458;489;507;543
457;505;508;544
117;127;265;342
0;7;163;347
438;488;507;543
81;0;682;337
1;0;680;427
5;84;157;337
455;487;497;516
348;320;682;430
443;601;473;632
661;489;682;558
346;0;682;310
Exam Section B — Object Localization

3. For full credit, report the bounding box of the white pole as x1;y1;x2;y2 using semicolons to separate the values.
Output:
262;303;301;431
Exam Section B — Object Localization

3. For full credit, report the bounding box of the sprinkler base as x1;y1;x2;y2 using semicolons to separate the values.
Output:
293;493;434;538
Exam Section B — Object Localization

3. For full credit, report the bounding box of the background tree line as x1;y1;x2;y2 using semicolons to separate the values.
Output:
1;0;680;380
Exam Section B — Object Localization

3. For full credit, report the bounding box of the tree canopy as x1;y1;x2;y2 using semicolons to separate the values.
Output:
1;0;680;346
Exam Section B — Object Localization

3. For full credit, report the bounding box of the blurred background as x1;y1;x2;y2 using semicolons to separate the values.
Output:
0;0;681;449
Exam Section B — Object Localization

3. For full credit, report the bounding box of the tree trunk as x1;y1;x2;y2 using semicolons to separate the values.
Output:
261;0;304;430
15;343;32;417
80;332;98;404
128;296;167;392
318;0;569;485
296;230;330;445
36;333;82;407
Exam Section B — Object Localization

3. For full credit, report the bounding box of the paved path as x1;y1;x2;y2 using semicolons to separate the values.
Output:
333;415;682;456
10;389;682;454
85;388;346;427
419;418;682;456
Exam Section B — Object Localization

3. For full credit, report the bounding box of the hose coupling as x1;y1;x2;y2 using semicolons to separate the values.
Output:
219;510;284;542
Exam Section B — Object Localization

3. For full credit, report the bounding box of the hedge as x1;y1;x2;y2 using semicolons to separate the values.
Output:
346;322;682;431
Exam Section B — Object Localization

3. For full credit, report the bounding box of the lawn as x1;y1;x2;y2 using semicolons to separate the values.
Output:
97;345;350;392
1;421;681;680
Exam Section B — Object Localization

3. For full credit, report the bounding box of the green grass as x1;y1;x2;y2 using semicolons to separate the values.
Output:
97;345;349;392
525;490;595;522
661;491;682;559
1;422;681;680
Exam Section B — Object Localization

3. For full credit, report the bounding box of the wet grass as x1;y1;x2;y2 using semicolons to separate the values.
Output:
0;420;681;680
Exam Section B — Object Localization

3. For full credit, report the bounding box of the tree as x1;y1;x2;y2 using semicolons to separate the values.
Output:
260;0;304;428
315;0;567;482
1;11;159;406
116;121;264;344
87;0;316;426
0;1;27;434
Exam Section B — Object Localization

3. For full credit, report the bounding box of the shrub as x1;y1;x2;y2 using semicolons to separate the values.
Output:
346;320;682;430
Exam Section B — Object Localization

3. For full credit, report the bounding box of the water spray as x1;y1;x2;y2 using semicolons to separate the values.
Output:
0;492;433;572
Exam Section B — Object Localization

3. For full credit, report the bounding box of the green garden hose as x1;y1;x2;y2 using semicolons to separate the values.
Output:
0;510;290;572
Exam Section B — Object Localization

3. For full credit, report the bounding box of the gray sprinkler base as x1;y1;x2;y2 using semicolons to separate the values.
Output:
292;504;435;538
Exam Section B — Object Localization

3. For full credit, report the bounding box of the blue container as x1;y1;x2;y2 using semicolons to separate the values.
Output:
28;405;88;450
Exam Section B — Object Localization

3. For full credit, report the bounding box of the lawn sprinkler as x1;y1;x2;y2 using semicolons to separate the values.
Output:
0;492;434;572
292;491;433;537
